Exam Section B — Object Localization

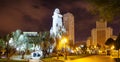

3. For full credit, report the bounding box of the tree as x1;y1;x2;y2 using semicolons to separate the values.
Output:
27;35;41;51
12;30;21;41
27;31;54;58
0;39;5;49
0;39;5;58
11;30;23;49
2;33;15;59
40;32;51;58
9;29;27;59
86;0;120;21
105;38;114;46
115;33;120;58
11;29;22;48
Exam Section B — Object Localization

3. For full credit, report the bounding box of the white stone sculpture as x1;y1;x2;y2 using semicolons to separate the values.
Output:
50;8;66;53
50;8;63;37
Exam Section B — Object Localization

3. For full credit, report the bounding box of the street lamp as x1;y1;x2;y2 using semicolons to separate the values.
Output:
111;45;115;50
61;37;68;60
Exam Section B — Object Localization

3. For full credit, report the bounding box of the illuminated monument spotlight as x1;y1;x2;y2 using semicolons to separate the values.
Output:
50;8;66;50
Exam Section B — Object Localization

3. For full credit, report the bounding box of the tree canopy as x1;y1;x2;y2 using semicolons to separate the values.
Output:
115;33;120;50
105;38;114;46
86;0;120;21
0;39;5;48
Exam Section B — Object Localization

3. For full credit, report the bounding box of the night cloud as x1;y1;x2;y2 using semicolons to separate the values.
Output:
0;0;119;41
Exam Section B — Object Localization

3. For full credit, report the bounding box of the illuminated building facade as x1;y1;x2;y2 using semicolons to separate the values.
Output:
87;19;117;48
63;12;75;45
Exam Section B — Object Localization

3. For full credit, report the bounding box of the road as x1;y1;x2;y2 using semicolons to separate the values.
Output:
65;55;116;62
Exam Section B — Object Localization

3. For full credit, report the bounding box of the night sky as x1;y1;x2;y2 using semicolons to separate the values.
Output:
0;0;120;41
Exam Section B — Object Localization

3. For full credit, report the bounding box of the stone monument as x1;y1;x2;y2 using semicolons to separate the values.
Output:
50;8;66;52
50;8;66;38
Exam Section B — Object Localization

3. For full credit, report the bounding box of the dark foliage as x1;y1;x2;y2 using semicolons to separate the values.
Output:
105;38;114;46
86;0;120;21
115;33;120;50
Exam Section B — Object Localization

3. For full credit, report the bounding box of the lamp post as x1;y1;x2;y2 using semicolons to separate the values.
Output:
61;37;68;60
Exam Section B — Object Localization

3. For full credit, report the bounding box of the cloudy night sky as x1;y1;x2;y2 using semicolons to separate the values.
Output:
0;0;120;41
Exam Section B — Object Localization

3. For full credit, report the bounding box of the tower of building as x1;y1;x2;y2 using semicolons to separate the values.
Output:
92;19;113;48
63;12;75;45
86;19;117;49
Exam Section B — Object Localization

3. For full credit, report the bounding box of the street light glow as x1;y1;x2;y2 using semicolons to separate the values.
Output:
57;37;68;50
111;45;115;50
61;37;68;44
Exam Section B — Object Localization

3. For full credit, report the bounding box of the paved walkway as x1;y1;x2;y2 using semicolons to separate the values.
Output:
10;55;31;61
65;55;116;62
10;55;43;62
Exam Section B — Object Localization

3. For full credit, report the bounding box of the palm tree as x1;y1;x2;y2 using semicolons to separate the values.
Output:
11;30;22;48
10;29;27;59
40;32;51;58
